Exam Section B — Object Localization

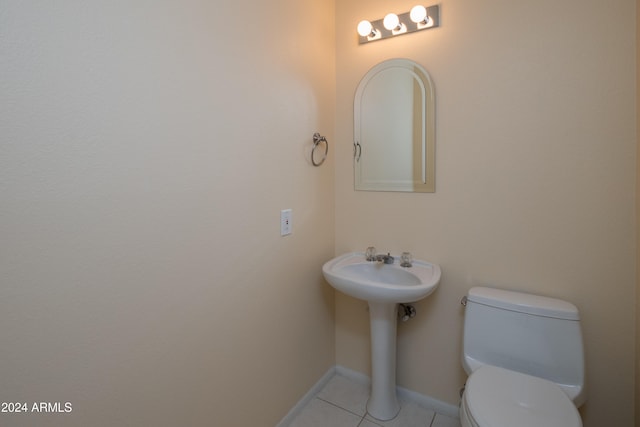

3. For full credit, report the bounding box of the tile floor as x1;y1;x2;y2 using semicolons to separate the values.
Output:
286;374;461;427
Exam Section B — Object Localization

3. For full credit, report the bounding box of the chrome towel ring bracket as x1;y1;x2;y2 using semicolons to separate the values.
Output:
353;141;362;162
311;132;328;167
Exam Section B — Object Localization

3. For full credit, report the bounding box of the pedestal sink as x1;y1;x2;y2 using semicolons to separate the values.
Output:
322;252;441;421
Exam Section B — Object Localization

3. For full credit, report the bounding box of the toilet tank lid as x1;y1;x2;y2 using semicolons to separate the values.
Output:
467;287;580;320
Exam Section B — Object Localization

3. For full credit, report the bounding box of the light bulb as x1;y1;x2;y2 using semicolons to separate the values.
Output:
410;5;427;23
383;13;400;31
357;20;373;37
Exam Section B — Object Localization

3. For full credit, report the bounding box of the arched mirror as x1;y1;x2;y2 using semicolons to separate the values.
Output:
354;59;435;192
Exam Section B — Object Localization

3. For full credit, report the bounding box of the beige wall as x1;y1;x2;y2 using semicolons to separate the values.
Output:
0;1;335;426
2;1;638;426
637;0;640;424
336;1;636;426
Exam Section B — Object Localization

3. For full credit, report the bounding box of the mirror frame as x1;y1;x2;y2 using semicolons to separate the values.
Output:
354;58;435;192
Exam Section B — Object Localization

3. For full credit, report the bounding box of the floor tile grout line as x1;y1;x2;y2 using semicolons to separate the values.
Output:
315;395;452;427
306;374;460;427
360;411;381;427
358;412;388;427
427;411;436;427
304;396;455;427
314;396;367;420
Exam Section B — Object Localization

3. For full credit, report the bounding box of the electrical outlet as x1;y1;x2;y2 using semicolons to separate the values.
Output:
280;209;292;236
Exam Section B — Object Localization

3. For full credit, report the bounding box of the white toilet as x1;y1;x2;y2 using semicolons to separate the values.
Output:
460;287;586;427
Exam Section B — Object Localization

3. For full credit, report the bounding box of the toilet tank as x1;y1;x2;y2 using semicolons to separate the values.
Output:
462;287;586;407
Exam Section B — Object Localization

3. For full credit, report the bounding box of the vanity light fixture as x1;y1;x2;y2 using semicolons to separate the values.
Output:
410;5;434;29
357;20;381;40
357;4;439;44
383;13;406;35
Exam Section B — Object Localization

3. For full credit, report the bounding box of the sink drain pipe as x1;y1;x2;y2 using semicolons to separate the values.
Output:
398;304;416;322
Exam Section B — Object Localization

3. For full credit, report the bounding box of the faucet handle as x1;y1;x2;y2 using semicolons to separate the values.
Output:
365;246;377;261
400;252;413;267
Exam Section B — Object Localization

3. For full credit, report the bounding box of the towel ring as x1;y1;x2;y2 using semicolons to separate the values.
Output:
311;132;328;167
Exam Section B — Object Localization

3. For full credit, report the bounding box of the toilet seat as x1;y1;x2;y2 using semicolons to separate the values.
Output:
462;366;582;427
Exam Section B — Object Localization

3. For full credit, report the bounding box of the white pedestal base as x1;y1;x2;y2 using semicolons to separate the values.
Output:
366;302;400;421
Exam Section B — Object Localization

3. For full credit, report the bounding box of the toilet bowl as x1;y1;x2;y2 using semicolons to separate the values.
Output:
460;287;586;427
460;366;581;427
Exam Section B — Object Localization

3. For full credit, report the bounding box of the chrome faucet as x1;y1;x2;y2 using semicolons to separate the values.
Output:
365;247;394;264
376;253;394;264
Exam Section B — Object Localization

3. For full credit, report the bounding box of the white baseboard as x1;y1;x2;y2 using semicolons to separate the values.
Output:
277;365;459;426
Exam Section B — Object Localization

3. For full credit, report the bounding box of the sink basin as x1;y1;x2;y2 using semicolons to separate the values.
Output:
322;252;441;303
